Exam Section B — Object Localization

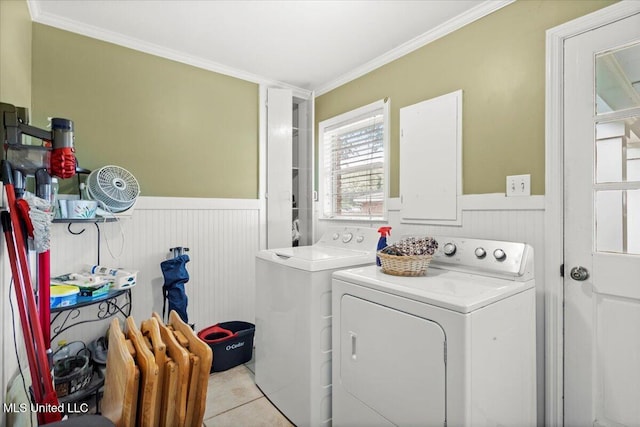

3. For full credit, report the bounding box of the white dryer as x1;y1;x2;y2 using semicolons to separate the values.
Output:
255;227;379;427
332;237;536;427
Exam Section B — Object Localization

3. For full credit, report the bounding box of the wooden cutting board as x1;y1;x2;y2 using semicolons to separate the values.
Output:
184;354;200;427
153;312;189;427
126;316;159;427
161;359;178;427
140;318;166;427
169;310;212;427
102;318;139;427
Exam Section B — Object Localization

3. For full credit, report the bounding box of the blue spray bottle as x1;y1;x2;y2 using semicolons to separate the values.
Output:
376;226;392;266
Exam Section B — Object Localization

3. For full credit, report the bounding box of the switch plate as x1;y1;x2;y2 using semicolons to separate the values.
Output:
506;174;531;197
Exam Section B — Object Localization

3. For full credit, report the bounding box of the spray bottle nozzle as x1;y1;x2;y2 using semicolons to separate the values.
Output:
377;226;392;237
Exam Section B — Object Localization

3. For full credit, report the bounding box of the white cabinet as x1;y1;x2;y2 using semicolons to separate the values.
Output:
266;88;313;248
399;90;462;225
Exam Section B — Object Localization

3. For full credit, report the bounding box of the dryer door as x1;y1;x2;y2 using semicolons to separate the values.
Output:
340;295;446;426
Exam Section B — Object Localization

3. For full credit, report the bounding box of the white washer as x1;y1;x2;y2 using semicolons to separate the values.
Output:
332;236;536;427
255;226;379;427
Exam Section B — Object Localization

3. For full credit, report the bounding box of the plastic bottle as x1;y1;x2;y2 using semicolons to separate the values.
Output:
376;226;392;266
53;340;69;363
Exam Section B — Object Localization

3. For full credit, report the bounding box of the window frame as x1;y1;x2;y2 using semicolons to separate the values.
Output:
318;99;390;221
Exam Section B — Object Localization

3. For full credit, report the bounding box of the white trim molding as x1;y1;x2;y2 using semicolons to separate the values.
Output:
314;0;514;96
27;0;511;98
544;2;640;426
135;196;260;211
26;0;312;99
389;194;544;213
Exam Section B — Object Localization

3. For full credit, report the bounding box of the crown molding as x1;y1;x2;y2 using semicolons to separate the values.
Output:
26;0;312;97
314;0;515;96
26;0;512;99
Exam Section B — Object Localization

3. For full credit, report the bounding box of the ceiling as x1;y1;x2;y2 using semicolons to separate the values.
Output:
28;0;510;94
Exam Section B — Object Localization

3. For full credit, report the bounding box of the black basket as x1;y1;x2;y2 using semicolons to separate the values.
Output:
53;342;93;397
198;321;255;372
54;353;92;397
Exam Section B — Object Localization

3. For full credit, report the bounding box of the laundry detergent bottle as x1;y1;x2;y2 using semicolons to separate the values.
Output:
376;226;392;266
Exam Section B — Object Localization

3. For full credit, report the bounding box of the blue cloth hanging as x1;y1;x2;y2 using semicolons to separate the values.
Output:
160;254;190;323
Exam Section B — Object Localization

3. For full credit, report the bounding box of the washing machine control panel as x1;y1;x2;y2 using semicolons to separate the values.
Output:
319;227;380;251
431;236;532;278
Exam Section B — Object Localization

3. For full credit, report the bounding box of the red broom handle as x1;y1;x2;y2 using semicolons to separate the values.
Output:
2;162;61;423
1;212;44;407
38;251;51;346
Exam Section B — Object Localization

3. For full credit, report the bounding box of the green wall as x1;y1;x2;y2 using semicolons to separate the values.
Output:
32;24;259;198
0;0;33;418
315;0;616;197
0;0;32;107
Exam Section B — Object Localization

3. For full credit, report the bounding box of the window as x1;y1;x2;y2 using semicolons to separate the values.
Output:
318;99;389;220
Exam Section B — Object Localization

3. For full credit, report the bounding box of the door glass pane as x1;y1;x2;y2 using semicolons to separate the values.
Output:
596;190;623;253
595;118;640;183
628;189;640;254
595;189;640;255
596;42;640;114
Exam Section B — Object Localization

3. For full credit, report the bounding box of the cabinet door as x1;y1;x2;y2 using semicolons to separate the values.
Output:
266;88;293;249
339;295;446;426
400;90;461;224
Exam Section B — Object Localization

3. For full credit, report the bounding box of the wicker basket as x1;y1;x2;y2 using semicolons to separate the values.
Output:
378;252;433;277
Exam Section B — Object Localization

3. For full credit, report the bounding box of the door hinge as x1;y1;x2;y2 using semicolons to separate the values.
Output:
560;263;564;277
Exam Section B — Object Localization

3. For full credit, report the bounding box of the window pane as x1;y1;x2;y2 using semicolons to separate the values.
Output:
629;190;640;254
320;100;387;219
595;190;640;255
595;118;640;183
596;42;640;115
596;190;624;253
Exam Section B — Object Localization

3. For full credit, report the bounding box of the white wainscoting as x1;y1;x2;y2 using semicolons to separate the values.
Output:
1;196;261;404
49;197;261;343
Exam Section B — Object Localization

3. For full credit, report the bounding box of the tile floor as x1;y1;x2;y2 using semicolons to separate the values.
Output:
202;360;294;427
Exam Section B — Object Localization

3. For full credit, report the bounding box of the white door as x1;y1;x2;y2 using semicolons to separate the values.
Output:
266;88;293;249
564;12;640;427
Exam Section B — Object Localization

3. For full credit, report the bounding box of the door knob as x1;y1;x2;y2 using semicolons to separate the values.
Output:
570;266;589;281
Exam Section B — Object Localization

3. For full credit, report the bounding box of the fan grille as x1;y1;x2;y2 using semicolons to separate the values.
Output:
87;165;140;213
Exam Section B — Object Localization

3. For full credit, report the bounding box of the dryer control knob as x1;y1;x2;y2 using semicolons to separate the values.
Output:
333;233;340;240
443;243;457;256
493;249;507;261
355;235;365;243
342;233;353;243
475;247;487;258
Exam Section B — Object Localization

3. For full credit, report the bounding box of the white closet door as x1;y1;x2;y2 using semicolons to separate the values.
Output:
266;88;292;249
400;90;462;224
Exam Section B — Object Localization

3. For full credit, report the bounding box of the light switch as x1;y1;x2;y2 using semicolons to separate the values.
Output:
506;174;531;197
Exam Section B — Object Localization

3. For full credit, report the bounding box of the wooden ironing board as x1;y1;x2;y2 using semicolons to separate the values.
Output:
102;318;139;427
126;316;159;427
